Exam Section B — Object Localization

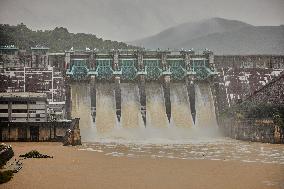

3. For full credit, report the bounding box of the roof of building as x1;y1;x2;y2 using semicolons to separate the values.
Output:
0;45;19;50
31;46;49;50
49;53;65;56
0;92;47;99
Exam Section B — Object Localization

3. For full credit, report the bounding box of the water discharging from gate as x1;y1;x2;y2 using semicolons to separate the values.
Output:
71;82;220;143
71;84;92;129
195;82;218;128
145;82;169;128
170;83;194;128
95;83;117;133
121;83;144;128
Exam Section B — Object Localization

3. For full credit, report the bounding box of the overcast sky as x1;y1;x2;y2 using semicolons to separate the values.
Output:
0;0;283;41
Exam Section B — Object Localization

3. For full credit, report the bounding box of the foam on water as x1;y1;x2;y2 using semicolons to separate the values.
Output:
79;139;284;164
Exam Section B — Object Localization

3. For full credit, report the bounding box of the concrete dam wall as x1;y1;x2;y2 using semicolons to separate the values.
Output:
213;55;284;114
1;51;284;142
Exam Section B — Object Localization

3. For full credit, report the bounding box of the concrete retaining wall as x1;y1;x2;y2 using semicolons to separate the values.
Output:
0;120;80;143
219;118;284;144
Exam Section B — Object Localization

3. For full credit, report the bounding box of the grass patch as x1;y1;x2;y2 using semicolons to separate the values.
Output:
0;170;14;184
19;150;53;158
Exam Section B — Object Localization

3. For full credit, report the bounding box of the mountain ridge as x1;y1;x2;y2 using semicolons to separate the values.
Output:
131;18;284;55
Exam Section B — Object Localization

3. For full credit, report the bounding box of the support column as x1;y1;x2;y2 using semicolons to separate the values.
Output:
65;52;71;71
31;50;35;68
8;101;12;122
113;51;119;71
112;50;121;122
186;75;196;123
44;100;47;122
139;75;146;126
204;50;215;70
27;126;30;141
137;50;146;126
163;75;171;122
137;51;144;72
65;82;72;120
114;76;121;122
90;52;96;70
184;53;192;71
27;100;30;122
90;76;96;122
161;52;168;71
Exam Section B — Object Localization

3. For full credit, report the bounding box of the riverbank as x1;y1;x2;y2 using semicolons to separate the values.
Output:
2;142;284;189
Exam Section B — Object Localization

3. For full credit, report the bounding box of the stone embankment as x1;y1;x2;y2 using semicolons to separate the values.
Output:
0;144;14;168
63;118;81;146
220;119;284;144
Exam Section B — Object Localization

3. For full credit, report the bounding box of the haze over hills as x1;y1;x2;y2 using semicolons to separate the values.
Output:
1;0;284;41
131;18;284;55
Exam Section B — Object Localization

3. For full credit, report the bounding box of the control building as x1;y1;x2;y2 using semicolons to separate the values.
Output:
0;92;48;122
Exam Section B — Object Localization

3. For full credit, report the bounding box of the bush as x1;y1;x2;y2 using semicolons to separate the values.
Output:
19;150;53;158
0;170;14;184
221;102;284;127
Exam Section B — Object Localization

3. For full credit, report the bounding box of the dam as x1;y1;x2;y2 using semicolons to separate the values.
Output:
68;49;219;140
1;46;283;142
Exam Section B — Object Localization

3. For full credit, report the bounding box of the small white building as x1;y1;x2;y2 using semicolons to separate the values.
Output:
0;92;48;122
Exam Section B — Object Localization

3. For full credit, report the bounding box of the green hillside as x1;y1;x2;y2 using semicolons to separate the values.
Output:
0;23;137;52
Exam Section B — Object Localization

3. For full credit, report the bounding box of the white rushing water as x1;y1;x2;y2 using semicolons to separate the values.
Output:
170;83;194;128
120;83;144;128
195;82;218;128
95;83;117;133
71;83;92;129
72;82;221;142
145;82;169;128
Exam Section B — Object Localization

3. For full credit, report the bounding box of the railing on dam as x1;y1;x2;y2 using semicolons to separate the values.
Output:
66;49;217;81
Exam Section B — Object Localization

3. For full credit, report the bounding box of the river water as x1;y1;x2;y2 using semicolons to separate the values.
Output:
71;83;284;165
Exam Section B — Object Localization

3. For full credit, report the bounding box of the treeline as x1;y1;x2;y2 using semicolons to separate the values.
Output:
220;101;284;127
0;23;137;52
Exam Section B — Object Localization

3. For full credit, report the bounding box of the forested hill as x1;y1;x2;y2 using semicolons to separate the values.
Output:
0;23;137;52
132;18;284;55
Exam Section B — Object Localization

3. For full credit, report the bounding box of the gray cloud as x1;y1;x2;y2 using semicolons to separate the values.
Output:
0;0;283;41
